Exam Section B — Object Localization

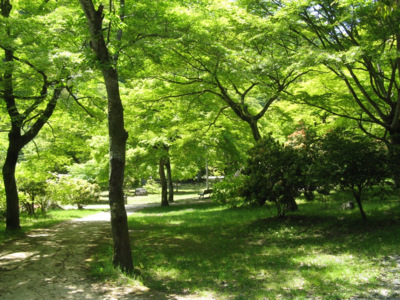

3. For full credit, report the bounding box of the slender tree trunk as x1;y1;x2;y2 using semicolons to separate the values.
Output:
159;158;169;206
166;157;174;202
388;131;400;188
104;68;133;272
353;188;367;220
79;0;133;273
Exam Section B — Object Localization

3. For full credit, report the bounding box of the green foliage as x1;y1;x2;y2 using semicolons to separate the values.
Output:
17;176;48;214
46;174;100;208
314;129;390;219
142;178;161;194
317;129;389;190
241;136;306;217
212;174;247;208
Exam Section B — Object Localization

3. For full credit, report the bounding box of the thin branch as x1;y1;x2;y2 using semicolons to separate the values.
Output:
65;86;96;118
298;97;381;125
204;106;229;133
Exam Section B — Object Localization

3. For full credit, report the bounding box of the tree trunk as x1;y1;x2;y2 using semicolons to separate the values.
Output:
166;157;174;202
3;141;22;230
248;118;262;142
159;158;169;206
388;131;400;188
79;0;133;273
353;188;367;220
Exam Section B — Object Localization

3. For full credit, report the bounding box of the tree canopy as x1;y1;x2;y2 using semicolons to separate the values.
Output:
1;0;399;273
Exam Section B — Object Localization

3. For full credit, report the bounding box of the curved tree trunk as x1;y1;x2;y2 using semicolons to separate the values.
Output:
3;141;23;230
79;0;133;273
353;188;367;220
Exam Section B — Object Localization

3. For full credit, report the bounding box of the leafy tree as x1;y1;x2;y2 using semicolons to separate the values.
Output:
315;129;389;220
213;172;248;208
377;0;400;16
0;0;70;230
156;1;310;142
285;124;319;200
273;1;400;159
46;174;100;209
16;167;49;215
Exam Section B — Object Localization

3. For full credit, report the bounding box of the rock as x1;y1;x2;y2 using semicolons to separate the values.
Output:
341;201;355;210
135;188;148;196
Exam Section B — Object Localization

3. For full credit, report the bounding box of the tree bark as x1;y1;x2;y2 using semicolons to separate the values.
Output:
353;188;367;220
159;158;169;206
248;118;262;142
166;156;174;202
79;0;133;273
3;142;23;230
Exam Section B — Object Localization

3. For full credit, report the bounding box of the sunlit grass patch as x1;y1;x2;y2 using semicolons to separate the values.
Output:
0;208;102;244
91;192;400;299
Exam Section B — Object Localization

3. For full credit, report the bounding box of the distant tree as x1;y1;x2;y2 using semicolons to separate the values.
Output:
46;174;100;209
18;177;47;215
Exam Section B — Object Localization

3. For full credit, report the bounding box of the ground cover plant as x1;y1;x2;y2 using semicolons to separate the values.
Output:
90;190;400;299
0;208;103;244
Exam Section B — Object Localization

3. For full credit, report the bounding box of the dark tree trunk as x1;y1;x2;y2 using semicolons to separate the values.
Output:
166;157;174;202
79;0;133;273
3;142;22;230
388;132;400;188
353;188;367;220
159;158;169;206
248;118;262;142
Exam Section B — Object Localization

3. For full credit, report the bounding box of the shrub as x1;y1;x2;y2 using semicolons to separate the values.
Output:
314;129;389;219
18;177;47;214
240;136;306;217
213;173;247;208
143;178;161;194
46;174;100;209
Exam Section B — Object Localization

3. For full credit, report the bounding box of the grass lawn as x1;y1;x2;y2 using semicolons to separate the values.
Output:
90;189;400;299
0;208;103;244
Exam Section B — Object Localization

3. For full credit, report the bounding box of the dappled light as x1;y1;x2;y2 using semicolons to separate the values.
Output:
124;200;400;299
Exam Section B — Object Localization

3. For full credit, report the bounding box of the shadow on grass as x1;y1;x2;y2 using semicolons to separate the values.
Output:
124;200;400;299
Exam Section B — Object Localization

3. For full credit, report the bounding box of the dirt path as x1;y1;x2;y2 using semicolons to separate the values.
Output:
0;204;173;300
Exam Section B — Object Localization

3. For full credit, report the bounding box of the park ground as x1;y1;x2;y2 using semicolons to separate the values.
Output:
1;185;400;299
